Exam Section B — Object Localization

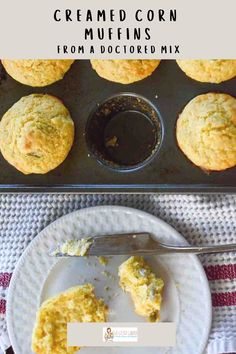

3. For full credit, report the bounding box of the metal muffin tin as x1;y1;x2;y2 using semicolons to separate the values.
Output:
0;59;235;193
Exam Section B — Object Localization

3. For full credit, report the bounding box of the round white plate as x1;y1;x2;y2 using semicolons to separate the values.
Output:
7;206;212;354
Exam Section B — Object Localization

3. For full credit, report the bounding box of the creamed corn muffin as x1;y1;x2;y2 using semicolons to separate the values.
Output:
91;59;161;84
2;59;74;87
32;284;108;354
176;60;236;83
176;93;236;171
119;256;164;322
0;94;74;174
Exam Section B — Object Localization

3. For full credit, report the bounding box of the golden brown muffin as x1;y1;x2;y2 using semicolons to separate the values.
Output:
1;59;74;87
119;256;164;322
91;59;161;84
176;60;236;83
0;94;74;174
32;284;108;354
176;93;236;171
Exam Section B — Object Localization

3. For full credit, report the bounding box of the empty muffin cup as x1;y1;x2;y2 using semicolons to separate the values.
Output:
85;93;163;171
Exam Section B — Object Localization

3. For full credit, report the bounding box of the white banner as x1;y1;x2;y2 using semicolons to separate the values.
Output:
0;0;235;58
68;322;176;347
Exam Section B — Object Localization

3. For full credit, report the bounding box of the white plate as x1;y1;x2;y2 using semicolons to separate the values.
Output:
7;206;212;354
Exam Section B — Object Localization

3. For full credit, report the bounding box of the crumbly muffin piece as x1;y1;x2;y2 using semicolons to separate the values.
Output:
176;93;236;171
91;59;161;84
176;60;236;83
32;284;108;354
2;59;74;87
52;239;93;256
119;256;164;322
0;94;74;174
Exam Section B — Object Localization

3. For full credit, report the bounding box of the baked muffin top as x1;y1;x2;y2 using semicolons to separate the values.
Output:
176;60;236;83
0;94;74;174
2;59;74;87
176;93;236;171
91;59;161;84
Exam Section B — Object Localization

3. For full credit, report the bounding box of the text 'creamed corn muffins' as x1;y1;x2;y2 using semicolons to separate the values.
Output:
119;256;164;322
32;284;108;354
0;94;74;174
176;93;236;171
2;59;74;87
91;59;161;84
176;60;236;83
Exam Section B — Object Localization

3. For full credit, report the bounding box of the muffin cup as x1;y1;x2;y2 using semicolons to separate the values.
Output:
85;93;163;172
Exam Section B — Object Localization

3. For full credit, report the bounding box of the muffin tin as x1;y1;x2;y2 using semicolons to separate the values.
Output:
0;60;235;193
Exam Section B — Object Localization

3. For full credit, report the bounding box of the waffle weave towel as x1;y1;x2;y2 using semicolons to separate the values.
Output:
0;194;236;354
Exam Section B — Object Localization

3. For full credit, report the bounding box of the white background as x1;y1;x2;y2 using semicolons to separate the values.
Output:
0;0;235;58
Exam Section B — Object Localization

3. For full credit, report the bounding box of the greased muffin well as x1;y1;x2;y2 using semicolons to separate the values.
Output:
90;59;161;84
0;94;74;174
176;60;236;83
1;59;74;87
176;93;236;171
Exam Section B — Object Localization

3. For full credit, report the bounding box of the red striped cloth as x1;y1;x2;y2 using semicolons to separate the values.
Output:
1;264;236;315
0;273;11;315
0;299;6;315
212;292;236;307
204;264;236;307
0;273;12;289
205;264;236;281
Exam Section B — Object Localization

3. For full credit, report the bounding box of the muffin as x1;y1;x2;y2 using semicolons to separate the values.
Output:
0;94;74;174
119;256;164;322
176;93;236;171
176;60;236;83
32;284;108;354
91;59;160;84
1;59;74;87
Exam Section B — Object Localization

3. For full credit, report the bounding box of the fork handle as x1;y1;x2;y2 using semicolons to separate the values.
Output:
156;243;236;255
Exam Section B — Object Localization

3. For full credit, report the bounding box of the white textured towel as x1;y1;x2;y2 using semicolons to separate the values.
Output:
0;194;235;354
